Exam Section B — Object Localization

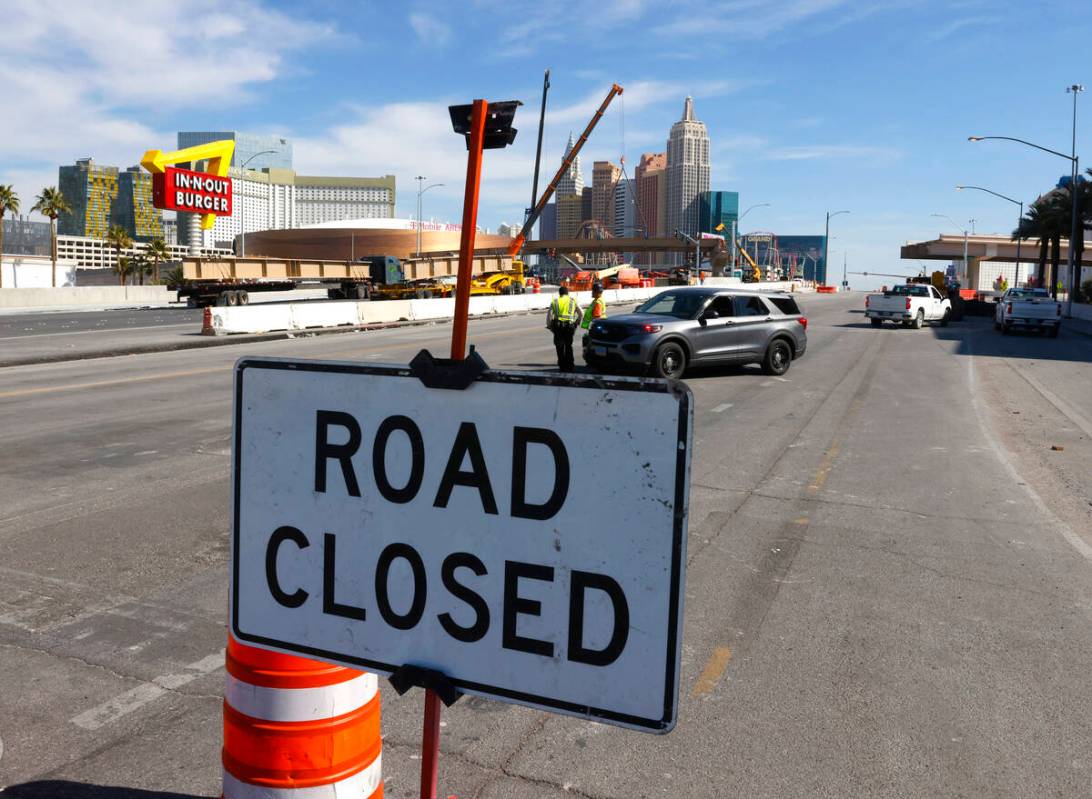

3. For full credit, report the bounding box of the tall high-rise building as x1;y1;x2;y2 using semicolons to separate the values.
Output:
540;202;557;240
635;152;666;238
555;133;584;198
114;166;164;241
613;179;636;238
592;161;621;230
177;131;293;171
58;158;120;238
581;187;592;225
666;97;710;240
557;194;584;239
635;152;667;266
57;159;164;241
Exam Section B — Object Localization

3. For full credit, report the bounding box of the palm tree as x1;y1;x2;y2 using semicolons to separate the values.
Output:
104;224;133;286
146;236;170;284
1014;202;1049;286
0;184;20;289
130;253;151;286
114;255;131;286
31;186;72;288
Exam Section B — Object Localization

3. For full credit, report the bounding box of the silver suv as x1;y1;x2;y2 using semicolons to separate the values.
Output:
583;287;808;379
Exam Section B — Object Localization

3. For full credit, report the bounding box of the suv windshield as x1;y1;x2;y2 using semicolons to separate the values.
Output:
636;292;706;319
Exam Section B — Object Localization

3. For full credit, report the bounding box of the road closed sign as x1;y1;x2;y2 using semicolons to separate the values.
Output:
231;356;693;732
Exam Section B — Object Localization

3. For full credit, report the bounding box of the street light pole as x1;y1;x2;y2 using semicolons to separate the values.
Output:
237;149;277;258
824;209;849;288
734;202;769;274
415;177;445;258
1066;84;1083;314
969;83;1083;313
956;185;1025;286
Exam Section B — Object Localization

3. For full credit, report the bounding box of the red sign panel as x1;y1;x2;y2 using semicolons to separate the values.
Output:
152;165;232;217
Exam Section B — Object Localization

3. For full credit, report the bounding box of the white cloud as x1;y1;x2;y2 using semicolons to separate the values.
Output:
0;0;335;216
409;12;453;45
763;144;904;163
925;16;990;42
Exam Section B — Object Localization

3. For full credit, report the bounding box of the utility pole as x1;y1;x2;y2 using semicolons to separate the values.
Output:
824;209;849;288
415;176;425;258
1066;84;1083;314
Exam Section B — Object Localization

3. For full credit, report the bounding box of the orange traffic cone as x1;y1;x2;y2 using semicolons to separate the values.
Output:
201;307;215;336
222;636;382;798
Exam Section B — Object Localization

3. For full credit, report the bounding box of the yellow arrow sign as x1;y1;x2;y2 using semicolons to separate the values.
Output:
141;140;236;230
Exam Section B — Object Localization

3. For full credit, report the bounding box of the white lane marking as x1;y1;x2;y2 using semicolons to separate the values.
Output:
966;336;1092;563
0;322;195;341
70;648;224;730
711;402;733;413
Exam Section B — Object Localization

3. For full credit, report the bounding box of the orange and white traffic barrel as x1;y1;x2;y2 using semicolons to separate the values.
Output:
222;635;382;798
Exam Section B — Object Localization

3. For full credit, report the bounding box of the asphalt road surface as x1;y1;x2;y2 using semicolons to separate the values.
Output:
1;292;1090;798
0;306;201;338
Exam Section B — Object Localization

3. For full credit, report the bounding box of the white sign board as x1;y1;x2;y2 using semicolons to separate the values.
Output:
231;357;692;732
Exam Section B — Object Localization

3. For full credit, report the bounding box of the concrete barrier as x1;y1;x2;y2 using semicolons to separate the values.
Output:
0;285;173;309
205;286;661;336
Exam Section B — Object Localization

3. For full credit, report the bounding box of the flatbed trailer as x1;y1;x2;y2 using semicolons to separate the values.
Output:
174;253;513;306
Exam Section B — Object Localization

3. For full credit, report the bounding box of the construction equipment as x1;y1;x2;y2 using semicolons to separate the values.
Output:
175;253;512;306
561;264;639;292
508;82;624;261
465;83;623;296
735;237;762;282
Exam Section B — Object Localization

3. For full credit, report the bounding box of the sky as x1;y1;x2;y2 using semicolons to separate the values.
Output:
1;0;1090;287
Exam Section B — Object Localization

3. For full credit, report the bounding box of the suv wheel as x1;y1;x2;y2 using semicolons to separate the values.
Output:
652;342;686;380
762;339;792;376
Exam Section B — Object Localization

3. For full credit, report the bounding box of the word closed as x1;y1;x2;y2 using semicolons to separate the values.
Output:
232;359;692;732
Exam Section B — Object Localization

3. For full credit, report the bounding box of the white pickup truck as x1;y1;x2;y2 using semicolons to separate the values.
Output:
994;288;1061;337
865;283;951;329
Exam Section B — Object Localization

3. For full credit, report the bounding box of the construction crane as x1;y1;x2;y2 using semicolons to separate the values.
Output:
468;82;623;295
508;83;624;259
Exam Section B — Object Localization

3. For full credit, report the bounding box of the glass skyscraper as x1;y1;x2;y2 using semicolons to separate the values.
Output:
699;191;739;237
176;131;293;171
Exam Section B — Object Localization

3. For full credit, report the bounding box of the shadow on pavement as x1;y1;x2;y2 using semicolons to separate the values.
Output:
932;316;1092;364
1;782;205;799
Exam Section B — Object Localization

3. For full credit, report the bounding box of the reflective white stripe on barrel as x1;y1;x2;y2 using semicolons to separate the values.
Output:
222;755;382;799
224;671;378;722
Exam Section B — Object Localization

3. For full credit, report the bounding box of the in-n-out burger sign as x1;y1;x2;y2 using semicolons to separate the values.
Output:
141;139;236;230
152;166;233;215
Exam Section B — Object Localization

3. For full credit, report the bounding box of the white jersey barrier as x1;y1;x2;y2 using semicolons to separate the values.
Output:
206;287;659;336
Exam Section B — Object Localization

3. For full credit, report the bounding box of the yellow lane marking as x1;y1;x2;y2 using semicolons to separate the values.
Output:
806;439;841;495
691;646;733;696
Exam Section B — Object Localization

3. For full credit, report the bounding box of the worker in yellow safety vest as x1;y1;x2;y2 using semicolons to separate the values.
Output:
581;283;607;330
546;285;582;371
